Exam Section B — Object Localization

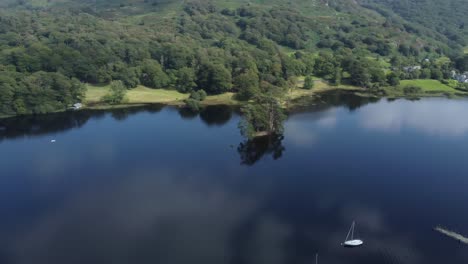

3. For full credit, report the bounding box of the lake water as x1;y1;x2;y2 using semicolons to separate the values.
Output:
1;94;468;264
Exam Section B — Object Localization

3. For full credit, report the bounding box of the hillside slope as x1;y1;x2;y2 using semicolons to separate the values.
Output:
359;0;468;47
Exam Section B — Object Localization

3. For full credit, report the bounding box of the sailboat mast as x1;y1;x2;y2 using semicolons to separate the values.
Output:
351;221;355;240
345;222;352;242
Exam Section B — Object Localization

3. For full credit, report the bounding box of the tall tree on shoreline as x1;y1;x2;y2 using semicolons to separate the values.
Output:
238;94;286;139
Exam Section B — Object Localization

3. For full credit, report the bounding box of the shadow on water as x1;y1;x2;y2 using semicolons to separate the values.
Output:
237;135;285;166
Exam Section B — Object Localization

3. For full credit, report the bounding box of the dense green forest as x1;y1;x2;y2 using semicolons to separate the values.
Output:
359;0;468;44
0;0;467;116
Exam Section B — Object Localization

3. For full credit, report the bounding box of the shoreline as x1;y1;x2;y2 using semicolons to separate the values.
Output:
1;84;467;120
84;83;468;112
65;79;468;112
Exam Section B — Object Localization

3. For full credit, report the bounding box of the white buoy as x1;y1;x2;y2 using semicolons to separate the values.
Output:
342;221;364;247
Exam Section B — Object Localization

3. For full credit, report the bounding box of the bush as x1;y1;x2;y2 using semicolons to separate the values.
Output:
184;98;201;112
456;83;468;91
387;72;400;86
198;90;207;100
190;89;207;101
303;76;314;89
403;85;423;94
102;81;127;105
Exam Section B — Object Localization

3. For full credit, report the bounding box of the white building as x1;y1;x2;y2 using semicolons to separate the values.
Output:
403;66;422;73
454;72;468;83
72;103;83;110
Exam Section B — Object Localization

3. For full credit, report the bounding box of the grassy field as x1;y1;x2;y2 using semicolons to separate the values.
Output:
86;84;111;104
289;76;363;100
85;84;238;107
202;93;238;105
86;84;189;105
399;80;456;92
126;86;189;104
382;79;466;98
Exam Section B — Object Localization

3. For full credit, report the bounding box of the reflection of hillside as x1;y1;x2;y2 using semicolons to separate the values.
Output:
0;105;164;141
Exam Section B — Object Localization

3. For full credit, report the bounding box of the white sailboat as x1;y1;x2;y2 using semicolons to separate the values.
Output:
342;221;363;247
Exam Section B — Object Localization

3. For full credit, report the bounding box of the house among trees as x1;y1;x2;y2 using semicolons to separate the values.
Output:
403;65;422;73
72;103;83;110
456;73;468;83
452;71;468;83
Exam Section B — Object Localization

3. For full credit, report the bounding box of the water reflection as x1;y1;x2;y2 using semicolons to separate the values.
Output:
0;105;237;142
199;105;235;126
5;168;426;264
110;104;164;121
0;111;99;142
237;135;285;165
318;91;380;111
9;170;261;264
0;105;167;142
358;98;468;136
177;107;198;120
290;90;380;113
1;95;468;264
285;108;339;148
0;92;377;143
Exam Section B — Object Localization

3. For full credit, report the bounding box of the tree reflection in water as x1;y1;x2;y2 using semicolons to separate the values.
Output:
111;104;164;121
237;135;285;166
199;105;233;126
178;107;198;120
0;105;164;141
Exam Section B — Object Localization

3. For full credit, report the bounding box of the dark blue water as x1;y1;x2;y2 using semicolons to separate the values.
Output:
1;96;467;264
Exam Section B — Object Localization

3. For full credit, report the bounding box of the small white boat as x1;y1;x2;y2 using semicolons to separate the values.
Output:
50;139;56;143
342;221;363;247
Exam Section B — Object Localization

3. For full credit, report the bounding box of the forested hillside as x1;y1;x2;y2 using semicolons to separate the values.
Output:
360;0;468;44
0;0;467;116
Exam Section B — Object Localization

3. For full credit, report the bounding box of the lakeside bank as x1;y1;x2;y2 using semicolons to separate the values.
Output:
84;79;468;111
1;79;467;120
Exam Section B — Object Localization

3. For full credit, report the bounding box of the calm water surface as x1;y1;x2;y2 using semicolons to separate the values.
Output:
1;95;468;264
